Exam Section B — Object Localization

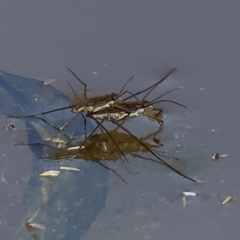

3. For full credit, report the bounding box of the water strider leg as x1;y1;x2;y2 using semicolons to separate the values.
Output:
97;161;128;185
89;116;129;163
111;120;199;183
143;109;164;125
67;66;87;100
123;68;177;101
80;113;88;139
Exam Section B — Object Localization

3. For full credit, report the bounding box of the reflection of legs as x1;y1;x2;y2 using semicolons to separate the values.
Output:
9;115;72;140
143;108;164;125
97;161;128;185
50;112;82;140
90;116;128;163
140;124;163;142
16;141;59;149
134;154;165;166
80;113;87;139
113;118;127;131
111;120;198;183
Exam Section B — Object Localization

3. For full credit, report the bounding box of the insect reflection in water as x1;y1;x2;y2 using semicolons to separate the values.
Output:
40;124;169;184
43;126;164;162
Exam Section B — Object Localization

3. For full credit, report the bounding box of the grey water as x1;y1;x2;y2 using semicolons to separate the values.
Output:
0;1;240;240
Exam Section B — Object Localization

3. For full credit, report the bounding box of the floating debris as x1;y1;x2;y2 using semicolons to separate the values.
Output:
183;191;197;197
4;124;15;130
182;191;197;207
60;166;80;172
40;170;60;177
212;153;228;161
25;221;45;231
44;77;58;85
193;178;203;184
221;196;233;205
182;196;187;207
45;137;67;149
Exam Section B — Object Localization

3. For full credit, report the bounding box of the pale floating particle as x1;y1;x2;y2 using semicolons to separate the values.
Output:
193;178;203;184
101;141;108;152
45;137;65;144
93;71;98;75
4;124;15;130
40;170;60;177
25;221;45;231
60;166;80;172
221;196;233;205
183;191;197;197
182;196;187;207
212;153;228;161
44;77;58;85
182;191;197;207
199;87;204;90
45;137;67;148
67;145;85;151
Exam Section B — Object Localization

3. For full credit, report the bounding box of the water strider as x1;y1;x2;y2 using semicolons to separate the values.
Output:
67;66;136;113
52;67;177;137
88;89;184;123
82;67;182;126
8;67;177;137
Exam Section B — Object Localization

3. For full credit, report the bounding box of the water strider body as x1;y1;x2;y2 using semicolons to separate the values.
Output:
82;67;181;125
87;100;161;122
8;67;176;137
69;67;177;114
67;66;135;113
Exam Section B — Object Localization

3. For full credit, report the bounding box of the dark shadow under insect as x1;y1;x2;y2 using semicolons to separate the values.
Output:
37;125;172;184
86;113;198;183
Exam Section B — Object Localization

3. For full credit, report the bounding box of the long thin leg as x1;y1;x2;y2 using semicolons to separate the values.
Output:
143;110;164;125
90;116;129;163
111;120;198;183
49;112;82;141
97;161;128;185
24;115;71;140
8;105;73;118
118;77;135;95
67;66;87;100
120;90;140;101
153;99;186;109
123;68;177;101
134;153;165;166
80;112;87;139
15;142;59;149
